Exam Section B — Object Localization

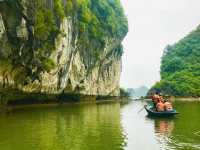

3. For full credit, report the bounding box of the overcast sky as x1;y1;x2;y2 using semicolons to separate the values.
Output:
120;0;200;89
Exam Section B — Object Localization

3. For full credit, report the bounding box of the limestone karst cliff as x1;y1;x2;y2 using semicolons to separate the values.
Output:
0;0;128;102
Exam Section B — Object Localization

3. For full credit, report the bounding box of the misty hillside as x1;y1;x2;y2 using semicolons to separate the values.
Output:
127;86;149;98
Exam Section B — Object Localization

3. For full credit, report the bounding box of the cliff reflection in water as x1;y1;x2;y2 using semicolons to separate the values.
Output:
0;102;126;150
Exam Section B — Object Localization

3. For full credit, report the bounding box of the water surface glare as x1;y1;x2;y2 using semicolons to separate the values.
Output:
0;100;200;150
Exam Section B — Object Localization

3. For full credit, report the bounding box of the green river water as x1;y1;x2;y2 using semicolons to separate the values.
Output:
0;100;200;150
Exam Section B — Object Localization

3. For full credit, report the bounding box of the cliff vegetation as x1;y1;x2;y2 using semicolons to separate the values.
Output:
149;26;200;97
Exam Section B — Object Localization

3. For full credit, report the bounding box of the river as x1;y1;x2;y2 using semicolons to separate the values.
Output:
0;100;200;150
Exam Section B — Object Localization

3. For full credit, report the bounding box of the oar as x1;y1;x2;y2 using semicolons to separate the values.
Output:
137;105;147;114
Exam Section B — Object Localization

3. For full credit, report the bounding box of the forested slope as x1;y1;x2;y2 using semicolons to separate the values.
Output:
149;26;200;97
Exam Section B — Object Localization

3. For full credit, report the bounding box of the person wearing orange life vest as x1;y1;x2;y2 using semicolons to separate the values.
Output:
158;93;173;111
164;101;173;111
156;100;165;112
158;93;165;103
151;92;160;108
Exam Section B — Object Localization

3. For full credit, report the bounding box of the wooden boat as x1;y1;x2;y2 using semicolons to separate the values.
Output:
144;105;179;117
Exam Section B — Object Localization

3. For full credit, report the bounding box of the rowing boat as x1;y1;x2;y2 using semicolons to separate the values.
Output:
144;105;179;117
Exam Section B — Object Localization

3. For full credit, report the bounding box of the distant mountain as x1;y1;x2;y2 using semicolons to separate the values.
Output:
127;86;149;98
126;88;135;97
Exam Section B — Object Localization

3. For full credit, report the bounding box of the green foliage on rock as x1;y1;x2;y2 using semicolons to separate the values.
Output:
64;0;73;16
75;0;128;65
77;0;128;39
54;0;65;19
150;26;200;97
34;9;57;41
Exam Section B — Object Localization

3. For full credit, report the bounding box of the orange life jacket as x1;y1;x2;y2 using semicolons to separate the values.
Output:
156;102;165;112
164;102;173;111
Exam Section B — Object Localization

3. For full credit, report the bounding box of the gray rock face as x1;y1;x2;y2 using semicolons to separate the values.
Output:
0;14;5;38
22;18;121;96
0;13;12;60
16;18;28;40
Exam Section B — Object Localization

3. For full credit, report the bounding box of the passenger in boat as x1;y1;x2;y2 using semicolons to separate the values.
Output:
151;92;174;112
158;93;165;103
164;101;173;111
156;100;165;112
151;92;160;108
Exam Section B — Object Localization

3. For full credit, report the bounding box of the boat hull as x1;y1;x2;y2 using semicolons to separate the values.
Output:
145;105;179;117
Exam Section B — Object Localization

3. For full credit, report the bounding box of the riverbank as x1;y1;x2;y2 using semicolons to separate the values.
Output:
0;86;130;102
172;97;200;102
0;97;130;113
137;97;200;102
159;96;200;102
0;88;130;112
